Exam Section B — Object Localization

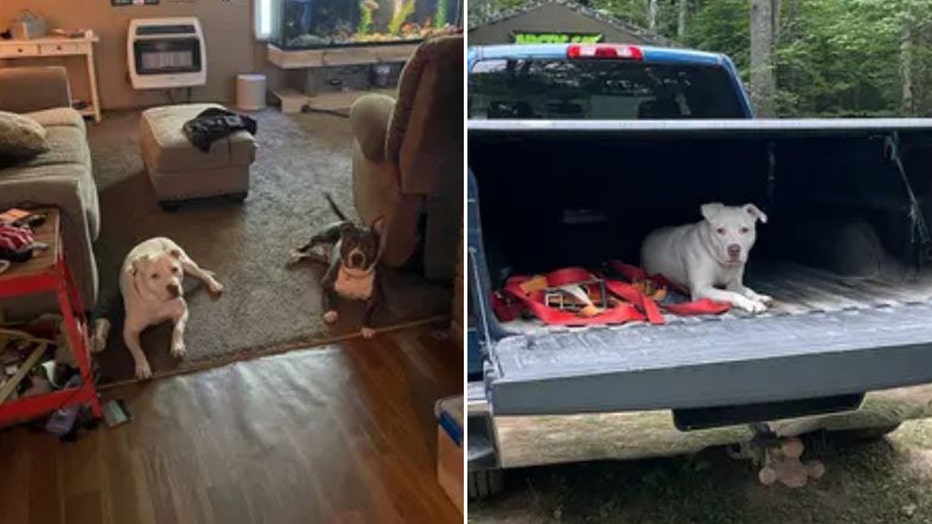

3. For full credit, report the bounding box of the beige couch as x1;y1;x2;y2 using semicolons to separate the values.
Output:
349;35;463;281
0;67;99;310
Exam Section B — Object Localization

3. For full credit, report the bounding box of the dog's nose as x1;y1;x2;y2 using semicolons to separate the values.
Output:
167;283;181;298
727;244;741;258
351;253;364;267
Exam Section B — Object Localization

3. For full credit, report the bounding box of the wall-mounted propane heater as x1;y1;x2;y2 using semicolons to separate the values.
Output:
128;17;206;92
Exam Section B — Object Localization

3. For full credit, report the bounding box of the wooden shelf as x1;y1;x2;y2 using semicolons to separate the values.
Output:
270;88;394;114
267;42;417;69
0;32;101;122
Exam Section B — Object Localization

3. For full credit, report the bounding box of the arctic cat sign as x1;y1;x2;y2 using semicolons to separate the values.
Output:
511;31;604;44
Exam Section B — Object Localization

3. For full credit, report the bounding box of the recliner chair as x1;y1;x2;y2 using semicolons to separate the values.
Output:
348;34;463;281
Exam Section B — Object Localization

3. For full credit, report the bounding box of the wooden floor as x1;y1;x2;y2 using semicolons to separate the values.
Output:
0;323;463;524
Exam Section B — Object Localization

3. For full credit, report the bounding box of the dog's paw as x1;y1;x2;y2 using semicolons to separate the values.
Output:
208;280;224;295
287;250;304;266
171;340;187;358
735;297;767;314
361;327;376;339
135;360;153;380
744;290;773;306
91;318;111;353
755;294;774;306
324;310;339;324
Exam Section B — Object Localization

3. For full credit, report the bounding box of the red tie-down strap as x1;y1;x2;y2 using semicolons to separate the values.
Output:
492;267;662;327
491;263;731;326
605;261;731;316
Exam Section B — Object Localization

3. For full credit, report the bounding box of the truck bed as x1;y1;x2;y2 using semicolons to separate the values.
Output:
499;260;932;333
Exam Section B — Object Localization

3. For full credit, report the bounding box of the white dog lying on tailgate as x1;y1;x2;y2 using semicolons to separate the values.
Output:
641;202;772;313
120;237;223;379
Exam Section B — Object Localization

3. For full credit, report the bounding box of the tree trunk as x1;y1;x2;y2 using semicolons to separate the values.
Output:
901;19;914;116
648;0;659;31
750;0;776;117
677;0;687;38
773;0;781;46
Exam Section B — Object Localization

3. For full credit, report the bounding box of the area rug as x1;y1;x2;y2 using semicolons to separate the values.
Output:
88;109;452;384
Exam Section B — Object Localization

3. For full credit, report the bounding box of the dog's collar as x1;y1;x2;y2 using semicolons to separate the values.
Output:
340;263;376;279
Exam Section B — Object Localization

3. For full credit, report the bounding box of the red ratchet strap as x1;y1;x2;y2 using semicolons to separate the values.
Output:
606;261;731;316
493;263;730;327
494;267;660;327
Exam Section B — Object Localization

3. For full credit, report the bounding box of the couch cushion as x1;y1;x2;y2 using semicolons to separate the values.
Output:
13;125;91;171
0;110;49;160
25;107;87;135
140;104;257;173
0;124;99;240
0;162;99;305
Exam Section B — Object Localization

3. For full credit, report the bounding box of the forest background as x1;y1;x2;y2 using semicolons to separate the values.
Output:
469;0;932;117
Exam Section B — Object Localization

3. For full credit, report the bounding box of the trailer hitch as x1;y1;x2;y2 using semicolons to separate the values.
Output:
726;423;825;488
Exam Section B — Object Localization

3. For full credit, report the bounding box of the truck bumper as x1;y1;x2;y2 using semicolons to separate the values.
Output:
468;383;932;470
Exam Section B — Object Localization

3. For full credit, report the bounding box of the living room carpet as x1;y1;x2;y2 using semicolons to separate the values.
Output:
88;109;452;384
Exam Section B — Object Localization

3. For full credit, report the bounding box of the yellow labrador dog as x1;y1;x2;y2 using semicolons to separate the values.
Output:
120;237;223;379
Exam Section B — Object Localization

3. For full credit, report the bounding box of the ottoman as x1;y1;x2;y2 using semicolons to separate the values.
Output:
140;103;256;210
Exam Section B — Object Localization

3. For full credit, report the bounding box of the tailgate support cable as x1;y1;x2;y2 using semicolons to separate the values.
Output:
884;132;931;266
766;141;777;213
469;247;503;380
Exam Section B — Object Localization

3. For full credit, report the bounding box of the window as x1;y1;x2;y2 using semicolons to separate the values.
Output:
469;59;746;120
255;0;272;40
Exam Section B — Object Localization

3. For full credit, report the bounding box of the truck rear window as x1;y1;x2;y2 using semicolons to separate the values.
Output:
468;59;747;119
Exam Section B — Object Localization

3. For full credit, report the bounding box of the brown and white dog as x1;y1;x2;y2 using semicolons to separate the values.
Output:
119;237;223;379
289;194;385;338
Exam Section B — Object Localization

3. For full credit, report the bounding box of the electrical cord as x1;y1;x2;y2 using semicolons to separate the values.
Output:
301;106;351;119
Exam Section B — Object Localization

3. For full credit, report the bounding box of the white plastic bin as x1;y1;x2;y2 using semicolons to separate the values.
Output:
236;74;267;111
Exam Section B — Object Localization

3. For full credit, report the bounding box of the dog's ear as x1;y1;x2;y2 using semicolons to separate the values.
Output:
128;256;144;276
168;248;183;259
370;215;386;237
371;216;387;261
700;202;725;222
743;203;768;224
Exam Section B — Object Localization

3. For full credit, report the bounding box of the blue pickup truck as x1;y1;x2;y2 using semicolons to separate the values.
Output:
467;42;932;497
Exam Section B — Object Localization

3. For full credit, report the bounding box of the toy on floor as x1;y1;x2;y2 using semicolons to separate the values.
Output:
758;436;825;488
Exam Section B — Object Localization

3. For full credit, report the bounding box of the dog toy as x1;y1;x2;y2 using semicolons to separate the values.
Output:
758;437;825;488
0;223;39;270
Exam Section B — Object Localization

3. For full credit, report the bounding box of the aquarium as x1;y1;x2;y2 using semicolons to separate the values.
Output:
269;0;462;50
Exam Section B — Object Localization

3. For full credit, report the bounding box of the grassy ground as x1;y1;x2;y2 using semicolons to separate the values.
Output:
469;420;932;524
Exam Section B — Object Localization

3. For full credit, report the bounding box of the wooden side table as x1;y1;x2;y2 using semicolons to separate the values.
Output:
0;209;102;423
0;31;102;122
